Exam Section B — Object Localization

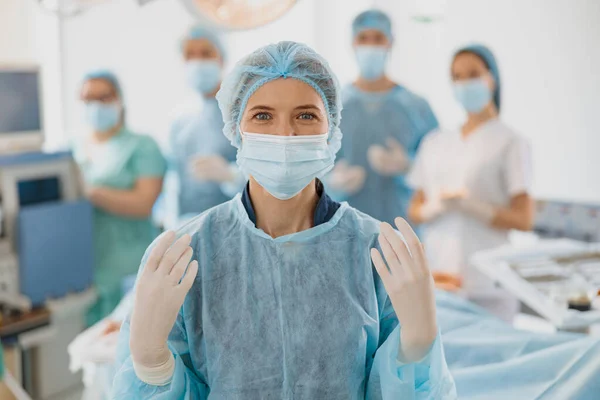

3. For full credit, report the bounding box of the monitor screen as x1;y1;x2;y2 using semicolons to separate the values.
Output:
0;69;42;135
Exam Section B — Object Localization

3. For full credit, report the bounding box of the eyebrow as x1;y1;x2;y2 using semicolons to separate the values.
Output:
295;105;321;111
247;104;323;113
294;105;325;116
80;90;115;98
247;105;276;112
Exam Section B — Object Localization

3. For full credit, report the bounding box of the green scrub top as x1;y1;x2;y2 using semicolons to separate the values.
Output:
76;128;167;325
0;343;4;380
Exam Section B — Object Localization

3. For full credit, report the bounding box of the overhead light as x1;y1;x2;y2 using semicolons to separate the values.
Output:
411;0;447;23
180;0;298;30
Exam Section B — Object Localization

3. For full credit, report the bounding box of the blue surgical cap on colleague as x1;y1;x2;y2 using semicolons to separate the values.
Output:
182;24;227;61
216;41;343;153
454;44;501;111
82;69;123;99
352;9;393;41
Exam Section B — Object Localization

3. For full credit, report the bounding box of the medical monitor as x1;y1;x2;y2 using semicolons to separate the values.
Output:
0;65;44;153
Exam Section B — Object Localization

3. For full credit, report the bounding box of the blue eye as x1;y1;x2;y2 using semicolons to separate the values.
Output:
298;113;316;120
254;112;271;121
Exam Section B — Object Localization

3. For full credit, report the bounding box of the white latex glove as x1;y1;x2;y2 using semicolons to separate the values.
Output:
439;189;496;224
189;155;235;183
418;190;470;223
371;218;437;363
367;138;410;176
456;197;496;224
328;161;367;195
130;232;198;385
419;199;447;222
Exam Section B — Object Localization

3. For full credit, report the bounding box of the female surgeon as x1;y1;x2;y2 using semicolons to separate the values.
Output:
327;9;439;223
167;25;240;225
407;44;535;321
111;42;456;399
76;70;167;325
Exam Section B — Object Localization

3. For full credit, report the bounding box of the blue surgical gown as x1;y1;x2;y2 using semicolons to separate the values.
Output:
111;196;456;399
169;98;237;216
336;84;438;223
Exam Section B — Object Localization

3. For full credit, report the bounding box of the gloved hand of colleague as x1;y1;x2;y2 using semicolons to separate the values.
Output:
130;232;198;385
418;199;447;222
419;189;496;224
440;190;497;224
189;155;235;183
370;218;437;363
367;137;410;176
328;161;367;195
418;191;461;222
456;198;496;224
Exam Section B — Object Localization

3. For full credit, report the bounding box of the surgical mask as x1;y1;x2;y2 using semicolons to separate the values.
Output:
355;46;388;81
237;132;335;200
453;78;492;113
85;102;121;132
185;60;221;94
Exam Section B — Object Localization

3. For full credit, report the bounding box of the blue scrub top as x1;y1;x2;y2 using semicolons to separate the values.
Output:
170;98;237;216
241;180;340;227
337;84;438;223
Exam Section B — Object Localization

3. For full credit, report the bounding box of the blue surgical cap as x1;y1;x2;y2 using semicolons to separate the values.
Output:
454;44;501;111
352;9;393;41
216;41;342;153
182;24;227;61
82;69;123;99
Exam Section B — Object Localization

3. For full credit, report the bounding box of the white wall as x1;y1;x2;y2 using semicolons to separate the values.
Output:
0;0;64;149
313;0;372;85
62;0;194;149
375;0;600;203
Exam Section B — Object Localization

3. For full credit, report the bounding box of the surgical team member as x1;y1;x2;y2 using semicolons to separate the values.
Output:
168;25;238;223
76;70;167;325
112;42;456;399
408;44;534;321
328;9;439;223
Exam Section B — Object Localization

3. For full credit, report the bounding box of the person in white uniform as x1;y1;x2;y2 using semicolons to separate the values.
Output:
407;44;535;321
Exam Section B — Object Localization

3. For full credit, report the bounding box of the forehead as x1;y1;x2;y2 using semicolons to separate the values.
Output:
184;38;219;54
245;78;325;109
452;52;488;70
355;29;388;40
81;78;117;95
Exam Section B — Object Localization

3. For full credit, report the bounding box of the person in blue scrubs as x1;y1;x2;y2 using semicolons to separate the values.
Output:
111;42;456;399
328;9;439;224
167;25;239;224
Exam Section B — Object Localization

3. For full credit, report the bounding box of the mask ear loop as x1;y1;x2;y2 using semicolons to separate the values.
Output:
239;126;245;146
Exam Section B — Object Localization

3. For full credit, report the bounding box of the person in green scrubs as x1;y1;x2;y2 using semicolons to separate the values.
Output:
75;70;167;325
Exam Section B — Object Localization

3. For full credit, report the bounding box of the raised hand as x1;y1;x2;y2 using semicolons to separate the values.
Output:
130;231;198;368
371;218;437;362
